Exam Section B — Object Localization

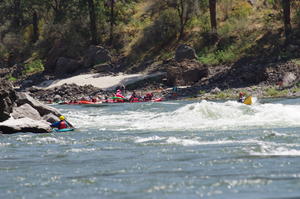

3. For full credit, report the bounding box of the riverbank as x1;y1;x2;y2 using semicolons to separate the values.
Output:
28;73;300;104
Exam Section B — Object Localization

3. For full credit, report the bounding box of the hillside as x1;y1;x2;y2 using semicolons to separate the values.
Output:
0;0;300;97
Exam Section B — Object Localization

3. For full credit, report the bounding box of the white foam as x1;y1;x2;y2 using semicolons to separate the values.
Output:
249;143;300;156
0;143;11;147
135;136;164;143
62;100;300;132
35;137;69;145
67;148;97;153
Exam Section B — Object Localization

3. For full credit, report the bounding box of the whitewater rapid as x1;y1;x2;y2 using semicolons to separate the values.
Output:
65;100;300;132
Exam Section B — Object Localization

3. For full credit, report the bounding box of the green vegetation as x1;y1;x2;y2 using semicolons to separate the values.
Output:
23;59;44;75
6;75;17;82
264;87;289;97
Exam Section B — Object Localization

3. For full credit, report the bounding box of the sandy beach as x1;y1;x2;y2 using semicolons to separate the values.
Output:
37;72;165;90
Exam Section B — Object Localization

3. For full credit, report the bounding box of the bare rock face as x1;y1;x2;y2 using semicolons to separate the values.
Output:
282;72;297;87
11;103;42;120
42;113;60;124
175;44;197;62
55;57;81;75
166;60;208;86
15;92;61;117
0;118;51;134
0;79;61;134
84;45;111;68
0;80;17;122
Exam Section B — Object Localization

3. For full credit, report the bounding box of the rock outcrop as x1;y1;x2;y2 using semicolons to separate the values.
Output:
0;80;17;122
30;83;102;102
84;45;111;68
0;118;51;134
175;44;197;62
55;57;81;75
0;79;61;134
15;92;61;117
166;59;208;86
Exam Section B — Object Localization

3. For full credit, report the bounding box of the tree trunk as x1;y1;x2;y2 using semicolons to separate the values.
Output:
109;0;115;45
282;0;291;39
178;0;185;40
87;0;98;44
209;0;217;33
32;11;39;43
13;0;22;28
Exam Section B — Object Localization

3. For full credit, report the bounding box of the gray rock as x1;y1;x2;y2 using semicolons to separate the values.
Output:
211;87;221;94
54;95;62;101
0;80;17;122
16;92;61;117
0;117;51;134
247;0;256;6
42;113;60;123
166;60;208;86
55;57;81;75
11;103;42;120
282;72;297;87
175;44;197;62
84;45;111;68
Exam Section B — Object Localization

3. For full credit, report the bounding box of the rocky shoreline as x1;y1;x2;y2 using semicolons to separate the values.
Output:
0;80;62;134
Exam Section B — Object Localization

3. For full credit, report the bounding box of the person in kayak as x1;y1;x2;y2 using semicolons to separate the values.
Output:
50;116;74;129
115;89;125;98
238;92;246;103
114;89;126;102
143;92;153;101
129;91;140;102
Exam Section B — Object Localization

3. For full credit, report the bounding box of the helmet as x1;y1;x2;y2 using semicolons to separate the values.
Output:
239;92;245;96
59;115;65;120
117;89;121;92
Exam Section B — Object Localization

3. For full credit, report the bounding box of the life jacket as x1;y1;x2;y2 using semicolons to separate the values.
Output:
58;120;67;129
115;93;125;98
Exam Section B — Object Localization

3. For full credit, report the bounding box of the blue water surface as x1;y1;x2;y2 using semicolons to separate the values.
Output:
1;98;300;199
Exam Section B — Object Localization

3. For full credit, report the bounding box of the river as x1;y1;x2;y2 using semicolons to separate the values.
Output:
1;98;300;199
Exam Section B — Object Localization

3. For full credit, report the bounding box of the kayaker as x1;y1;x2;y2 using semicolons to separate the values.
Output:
50;116;74;129
114;89;126;102
143;92;153;101
129;91;139;102
115;89;125;98
238;92;246;103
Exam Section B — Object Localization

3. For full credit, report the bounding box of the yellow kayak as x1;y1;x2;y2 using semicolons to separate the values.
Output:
243;96;252;105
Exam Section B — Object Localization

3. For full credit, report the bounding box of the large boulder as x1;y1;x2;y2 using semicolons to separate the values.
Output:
175;44;197;62
44;40;67;73
11;103;42;120
84;45;111;68
15;92;61;117
55;57;81;75
0;80;17;122
42;113;60;123
0;117;51;134
166;60;208;86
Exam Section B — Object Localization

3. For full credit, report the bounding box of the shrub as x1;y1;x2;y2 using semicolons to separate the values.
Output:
23;59;44;75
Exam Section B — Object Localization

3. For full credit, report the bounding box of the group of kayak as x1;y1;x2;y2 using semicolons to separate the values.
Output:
58;89;163;105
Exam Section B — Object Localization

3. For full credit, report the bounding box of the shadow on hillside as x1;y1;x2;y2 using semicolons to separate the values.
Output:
178;29;300;96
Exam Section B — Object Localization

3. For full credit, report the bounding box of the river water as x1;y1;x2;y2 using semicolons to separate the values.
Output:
1;98;300;199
